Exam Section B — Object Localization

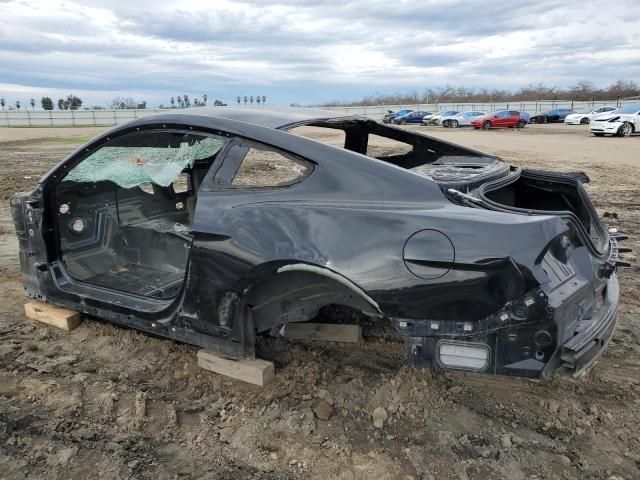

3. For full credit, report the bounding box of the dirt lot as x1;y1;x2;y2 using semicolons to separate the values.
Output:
0;124;638;480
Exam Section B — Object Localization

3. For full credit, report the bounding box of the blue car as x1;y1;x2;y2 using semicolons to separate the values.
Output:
392;111;433;125
382;109;413;124
529;108;575;124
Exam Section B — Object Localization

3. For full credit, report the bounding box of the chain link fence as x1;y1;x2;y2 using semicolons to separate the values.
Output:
0;100;635;126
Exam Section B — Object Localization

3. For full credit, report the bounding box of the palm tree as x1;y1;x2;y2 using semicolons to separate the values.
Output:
250;96;254;106
183;94;189;108
170;97;175;108
177;94;182;107
243;96;248;106
237;96;241;106
202;94;207;106
30;98;35;110
262;95;266;106
256;96;261;106
0;98;5;110
15;100;21;110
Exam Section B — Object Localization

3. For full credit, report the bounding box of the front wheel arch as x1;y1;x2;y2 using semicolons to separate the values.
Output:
618;122;634;137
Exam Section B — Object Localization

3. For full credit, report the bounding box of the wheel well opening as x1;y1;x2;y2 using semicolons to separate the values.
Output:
243;269;387;336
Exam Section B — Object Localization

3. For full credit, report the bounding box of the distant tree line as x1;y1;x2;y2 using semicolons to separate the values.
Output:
235;95;267;107
162;94;227;109
109;97;148;109
321;80;640;106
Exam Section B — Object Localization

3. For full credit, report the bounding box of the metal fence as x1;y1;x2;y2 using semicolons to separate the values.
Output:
0;99;635;127
0;109;166;127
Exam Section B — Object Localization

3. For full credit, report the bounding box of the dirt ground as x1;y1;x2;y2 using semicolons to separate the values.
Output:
0;123;638;480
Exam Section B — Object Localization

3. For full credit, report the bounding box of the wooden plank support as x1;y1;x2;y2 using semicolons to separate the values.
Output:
24;301;82;331
197;350;275;387
282;323;362;343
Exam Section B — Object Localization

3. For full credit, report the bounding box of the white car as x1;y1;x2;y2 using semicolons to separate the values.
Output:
423;110;460;126
564;106;617;125
420;112;438;123
441;111;486;128
589;104;640;137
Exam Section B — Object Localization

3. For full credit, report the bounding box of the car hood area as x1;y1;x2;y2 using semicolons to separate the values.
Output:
592;113;632;122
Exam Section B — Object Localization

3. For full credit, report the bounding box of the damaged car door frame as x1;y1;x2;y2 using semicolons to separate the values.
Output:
12;110;627;379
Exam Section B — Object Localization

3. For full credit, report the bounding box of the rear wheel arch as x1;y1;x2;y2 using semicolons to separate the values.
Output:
241;264;382;333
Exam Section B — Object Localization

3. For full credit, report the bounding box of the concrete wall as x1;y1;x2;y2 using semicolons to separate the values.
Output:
0;100;633;127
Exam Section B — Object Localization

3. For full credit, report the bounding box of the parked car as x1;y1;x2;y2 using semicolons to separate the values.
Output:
383;109;412;124
392;111;434;125
564;106;617;125
424;110;460;125
470;110;527;129
441;111;485;128
11;108;627;379
589;103;640;136
529;108;575;124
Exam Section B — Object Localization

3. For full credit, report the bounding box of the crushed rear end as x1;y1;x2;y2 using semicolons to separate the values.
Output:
399;157;628;378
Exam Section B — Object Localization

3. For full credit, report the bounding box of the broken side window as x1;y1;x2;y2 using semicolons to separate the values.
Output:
64;131;224;188
230;145;311;187
289;125;346;149
366;133;413;158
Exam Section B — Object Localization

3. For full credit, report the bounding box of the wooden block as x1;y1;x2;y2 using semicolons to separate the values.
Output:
283;323;362;343
197;350;275;387
24;301;82;331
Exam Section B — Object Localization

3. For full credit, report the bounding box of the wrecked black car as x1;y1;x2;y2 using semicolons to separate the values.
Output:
11;108;627;379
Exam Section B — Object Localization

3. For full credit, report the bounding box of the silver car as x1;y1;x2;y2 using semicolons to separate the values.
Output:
441;111;486;128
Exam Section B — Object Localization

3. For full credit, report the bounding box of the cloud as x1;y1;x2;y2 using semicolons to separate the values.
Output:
0;0;638;107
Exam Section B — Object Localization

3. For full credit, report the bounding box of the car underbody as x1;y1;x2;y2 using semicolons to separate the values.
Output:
11;108;629;379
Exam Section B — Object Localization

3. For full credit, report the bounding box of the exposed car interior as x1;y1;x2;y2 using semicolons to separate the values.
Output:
54;130;225;299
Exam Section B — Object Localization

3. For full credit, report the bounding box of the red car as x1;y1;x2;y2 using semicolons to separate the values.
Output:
471;110;527;129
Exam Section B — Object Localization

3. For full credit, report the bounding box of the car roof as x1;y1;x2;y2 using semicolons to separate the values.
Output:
145;107;352;130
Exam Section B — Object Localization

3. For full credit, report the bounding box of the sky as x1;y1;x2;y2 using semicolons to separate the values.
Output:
0;0;639;108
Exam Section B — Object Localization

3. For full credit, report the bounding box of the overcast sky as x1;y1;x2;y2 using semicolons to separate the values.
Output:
0;0;639;107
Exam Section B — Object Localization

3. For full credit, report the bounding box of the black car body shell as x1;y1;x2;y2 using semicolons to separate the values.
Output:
11;108;625;379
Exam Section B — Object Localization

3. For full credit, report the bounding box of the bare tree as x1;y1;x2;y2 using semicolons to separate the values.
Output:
110;97;137;109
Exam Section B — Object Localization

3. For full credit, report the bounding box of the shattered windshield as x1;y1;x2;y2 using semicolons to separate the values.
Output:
65;132;224;189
